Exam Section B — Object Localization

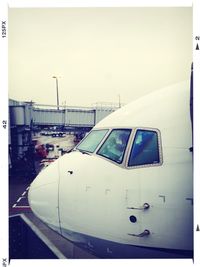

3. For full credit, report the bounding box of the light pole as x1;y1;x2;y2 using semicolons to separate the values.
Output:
52;76;60;110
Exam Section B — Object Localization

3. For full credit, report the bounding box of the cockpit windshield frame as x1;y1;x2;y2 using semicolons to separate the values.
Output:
75;127;163;169
126;127;163;169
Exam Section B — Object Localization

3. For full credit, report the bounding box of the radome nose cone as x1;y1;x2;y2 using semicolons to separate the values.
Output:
29;160;59;190
28;160;60;229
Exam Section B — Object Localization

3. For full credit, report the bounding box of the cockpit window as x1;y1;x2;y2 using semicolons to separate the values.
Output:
97;129;131;163
128;130;160;167
76;129;108;153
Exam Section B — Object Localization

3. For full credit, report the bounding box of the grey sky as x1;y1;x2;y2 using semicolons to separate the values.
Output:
8;7;192;107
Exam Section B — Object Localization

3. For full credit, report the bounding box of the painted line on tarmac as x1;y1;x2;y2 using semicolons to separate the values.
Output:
12;185;31;209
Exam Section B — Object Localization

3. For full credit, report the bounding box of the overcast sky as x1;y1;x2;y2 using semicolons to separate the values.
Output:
8;7;192;107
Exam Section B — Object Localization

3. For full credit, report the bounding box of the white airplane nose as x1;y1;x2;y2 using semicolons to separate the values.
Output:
28;160;61;233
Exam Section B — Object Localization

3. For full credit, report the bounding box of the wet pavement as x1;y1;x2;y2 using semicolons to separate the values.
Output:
9;176;32;216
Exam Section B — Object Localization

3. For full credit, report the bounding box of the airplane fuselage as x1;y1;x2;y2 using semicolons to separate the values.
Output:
28;81;193;258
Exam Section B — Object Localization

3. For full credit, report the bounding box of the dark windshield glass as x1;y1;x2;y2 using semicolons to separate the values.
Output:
128;130;160;166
